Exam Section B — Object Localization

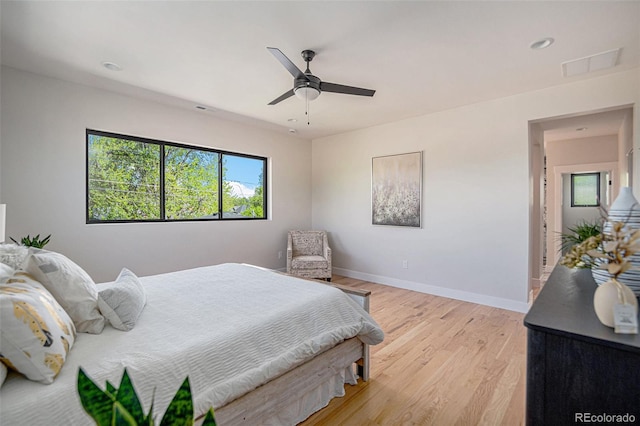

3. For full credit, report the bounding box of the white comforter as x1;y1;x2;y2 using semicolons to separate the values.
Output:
0;263;383;424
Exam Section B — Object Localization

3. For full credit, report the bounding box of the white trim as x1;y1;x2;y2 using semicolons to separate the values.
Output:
333;267;529;313
528;289;535;308
551;161;618;267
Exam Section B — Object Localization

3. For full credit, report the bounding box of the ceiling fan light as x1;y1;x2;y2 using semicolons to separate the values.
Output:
294;86;320;101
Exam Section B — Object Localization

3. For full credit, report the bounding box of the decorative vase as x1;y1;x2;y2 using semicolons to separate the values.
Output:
591;187;640;296
593;278;638;328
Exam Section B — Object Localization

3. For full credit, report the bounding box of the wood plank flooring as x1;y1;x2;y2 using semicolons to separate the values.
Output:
301;276;527;426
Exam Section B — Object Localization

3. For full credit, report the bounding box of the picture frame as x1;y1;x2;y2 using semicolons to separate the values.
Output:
371;151;422;228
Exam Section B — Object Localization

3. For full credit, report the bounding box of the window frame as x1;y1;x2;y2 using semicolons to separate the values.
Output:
86;129;268;224
570;172;600;208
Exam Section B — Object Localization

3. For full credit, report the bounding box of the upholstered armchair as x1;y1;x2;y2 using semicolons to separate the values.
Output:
287;230;332;281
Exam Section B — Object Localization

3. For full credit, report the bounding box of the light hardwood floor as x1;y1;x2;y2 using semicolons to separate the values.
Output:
301;276;527;426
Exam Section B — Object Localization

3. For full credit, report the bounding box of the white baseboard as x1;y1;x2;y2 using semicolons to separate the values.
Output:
333;268;529;313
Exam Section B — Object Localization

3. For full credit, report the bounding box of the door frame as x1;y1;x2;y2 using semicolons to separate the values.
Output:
549;161;619;268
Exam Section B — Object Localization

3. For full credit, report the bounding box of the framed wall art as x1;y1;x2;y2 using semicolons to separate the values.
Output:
371;151;422;227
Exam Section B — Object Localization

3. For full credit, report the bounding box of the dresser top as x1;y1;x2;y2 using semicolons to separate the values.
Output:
524;265;640;352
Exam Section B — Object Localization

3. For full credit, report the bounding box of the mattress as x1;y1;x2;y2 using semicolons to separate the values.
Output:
0;263;383;425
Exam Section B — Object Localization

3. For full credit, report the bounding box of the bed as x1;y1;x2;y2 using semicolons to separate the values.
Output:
0;260;384;425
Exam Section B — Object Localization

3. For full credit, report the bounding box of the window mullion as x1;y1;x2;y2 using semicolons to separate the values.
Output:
160;144;166;220
218;154;224;219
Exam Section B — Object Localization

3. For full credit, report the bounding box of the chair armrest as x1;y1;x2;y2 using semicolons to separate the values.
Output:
286;234;293;273
322;233;330;258
323;233;332;269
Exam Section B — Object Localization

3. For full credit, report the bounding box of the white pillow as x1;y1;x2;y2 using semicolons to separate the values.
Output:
0;263;14;283
0;244;29;270
97;268;147;331
25;249;104;334
0;272;76;384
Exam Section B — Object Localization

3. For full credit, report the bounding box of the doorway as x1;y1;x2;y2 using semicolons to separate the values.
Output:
529;105;634;303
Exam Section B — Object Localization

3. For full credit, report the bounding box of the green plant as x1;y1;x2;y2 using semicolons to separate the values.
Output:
558;220;602;255
10;234;51;248
560;221;640;277
78;368;216;426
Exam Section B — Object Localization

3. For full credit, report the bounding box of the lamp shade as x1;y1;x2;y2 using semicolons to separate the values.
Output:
294;86;320;101
0;204;5;243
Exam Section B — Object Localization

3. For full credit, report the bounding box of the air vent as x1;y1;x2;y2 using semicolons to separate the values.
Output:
562;48;621;77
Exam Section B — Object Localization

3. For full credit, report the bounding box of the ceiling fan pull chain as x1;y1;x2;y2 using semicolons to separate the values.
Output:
306;94;310;125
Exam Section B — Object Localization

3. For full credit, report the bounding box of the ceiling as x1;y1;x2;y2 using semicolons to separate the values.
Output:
1;1;639;140
541;108;632;143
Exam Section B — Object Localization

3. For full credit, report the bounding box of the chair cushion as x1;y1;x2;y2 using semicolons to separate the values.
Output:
291;255;329;270
291;233;324;257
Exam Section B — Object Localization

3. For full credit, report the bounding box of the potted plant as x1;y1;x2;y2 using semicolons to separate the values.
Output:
558;219;602;257
78;368;216;426
10;234;51;248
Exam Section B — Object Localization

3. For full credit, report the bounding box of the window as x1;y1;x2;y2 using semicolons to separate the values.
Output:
87;130;267;223
571;173;600;207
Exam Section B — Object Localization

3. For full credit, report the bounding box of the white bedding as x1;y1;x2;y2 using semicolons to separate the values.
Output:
0;263;383;425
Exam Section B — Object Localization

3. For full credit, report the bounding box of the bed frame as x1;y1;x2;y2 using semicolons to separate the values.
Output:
213;284;372;425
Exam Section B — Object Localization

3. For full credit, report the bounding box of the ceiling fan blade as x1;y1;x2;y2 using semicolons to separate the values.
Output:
267;47;306;80
268;89;295;105
320;82;375;97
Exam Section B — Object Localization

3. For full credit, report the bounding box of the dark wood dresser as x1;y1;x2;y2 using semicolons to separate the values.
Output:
524;266;640;425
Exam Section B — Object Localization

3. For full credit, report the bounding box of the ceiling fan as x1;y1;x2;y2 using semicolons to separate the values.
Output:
267;47;376;105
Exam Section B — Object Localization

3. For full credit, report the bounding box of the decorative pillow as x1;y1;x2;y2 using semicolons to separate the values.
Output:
0;272;76;384
0;244;29;270
97;268;147;331
25;249;104;334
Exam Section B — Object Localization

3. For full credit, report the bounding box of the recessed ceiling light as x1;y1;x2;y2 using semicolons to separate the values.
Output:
288;129;297;134
576;127;587;131
195;105;207;110
530;37;554;50
287;118;298;123
102;61;122;71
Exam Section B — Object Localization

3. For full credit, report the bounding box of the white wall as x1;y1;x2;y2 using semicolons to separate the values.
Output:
0;67;312;282
529;123;545;291
312;69;640;312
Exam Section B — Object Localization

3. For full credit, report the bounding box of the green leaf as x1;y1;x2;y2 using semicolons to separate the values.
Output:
201;408;217;426
116;369;146;425
77;367;115;426
113;402;139;426
106;381;117;398
143;388;156;426
159;377;193;426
